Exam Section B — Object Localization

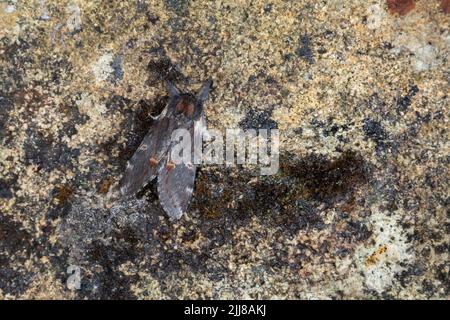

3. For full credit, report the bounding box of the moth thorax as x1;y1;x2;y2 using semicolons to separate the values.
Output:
176;97;195;117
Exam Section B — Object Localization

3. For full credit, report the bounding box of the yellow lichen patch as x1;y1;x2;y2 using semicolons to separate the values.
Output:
67;93;124;148
365;245;388;267
0;3;18;38
20;271;76;300
130;273;167;300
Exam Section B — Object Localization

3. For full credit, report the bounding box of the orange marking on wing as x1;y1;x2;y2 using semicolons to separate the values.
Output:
149;157;158;167
166;161;176;172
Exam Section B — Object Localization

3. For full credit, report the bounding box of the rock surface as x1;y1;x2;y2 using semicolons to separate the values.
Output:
0;0;448;299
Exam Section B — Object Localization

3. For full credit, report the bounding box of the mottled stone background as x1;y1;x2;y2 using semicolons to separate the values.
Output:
0;0;448;299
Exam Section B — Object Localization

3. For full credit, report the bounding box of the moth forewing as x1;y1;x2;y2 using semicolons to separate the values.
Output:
120;103;175;197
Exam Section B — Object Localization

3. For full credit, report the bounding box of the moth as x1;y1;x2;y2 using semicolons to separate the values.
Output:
120;79;212;220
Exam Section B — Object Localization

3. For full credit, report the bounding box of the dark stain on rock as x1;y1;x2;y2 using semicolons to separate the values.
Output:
193;152;369;243
195;152;368;222
54;185;74;205
280;151;369;203
105;94;131;114
193;168;284;220
295;35;314;64
279;199;325;232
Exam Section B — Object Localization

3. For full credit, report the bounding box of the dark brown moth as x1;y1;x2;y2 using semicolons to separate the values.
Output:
120;79;212;220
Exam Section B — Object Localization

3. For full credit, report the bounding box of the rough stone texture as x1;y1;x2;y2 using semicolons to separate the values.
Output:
0;0;449;299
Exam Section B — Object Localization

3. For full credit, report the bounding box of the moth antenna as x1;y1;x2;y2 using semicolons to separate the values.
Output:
167;81;180;98
196;78;213;103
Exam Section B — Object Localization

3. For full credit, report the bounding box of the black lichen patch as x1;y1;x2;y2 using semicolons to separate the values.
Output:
0;95;13;141
0;214;34;296
23;127;80;172
38;56;73;92
47;185;75;220
58;102;89;138
264;3;273;13
239;109;278;130
363;118;388;152
434;261;450;296
165;0;190;16
0;268;34;297
397;85;419;113
321;119;350;143
146;57;185;85
0;38;35;92
136;0;160;25
0;215;32;256
79;238;140;300
0;180;13;199
105;94;131;114
295;35;314;64
337;219;372;242
110;56;124;83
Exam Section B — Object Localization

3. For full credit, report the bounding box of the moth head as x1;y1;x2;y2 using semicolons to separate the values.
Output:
167;79;212;119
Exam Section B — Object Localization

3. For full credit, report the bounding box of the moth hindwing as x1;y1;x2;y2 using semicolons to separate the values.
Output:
120;79;212;220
